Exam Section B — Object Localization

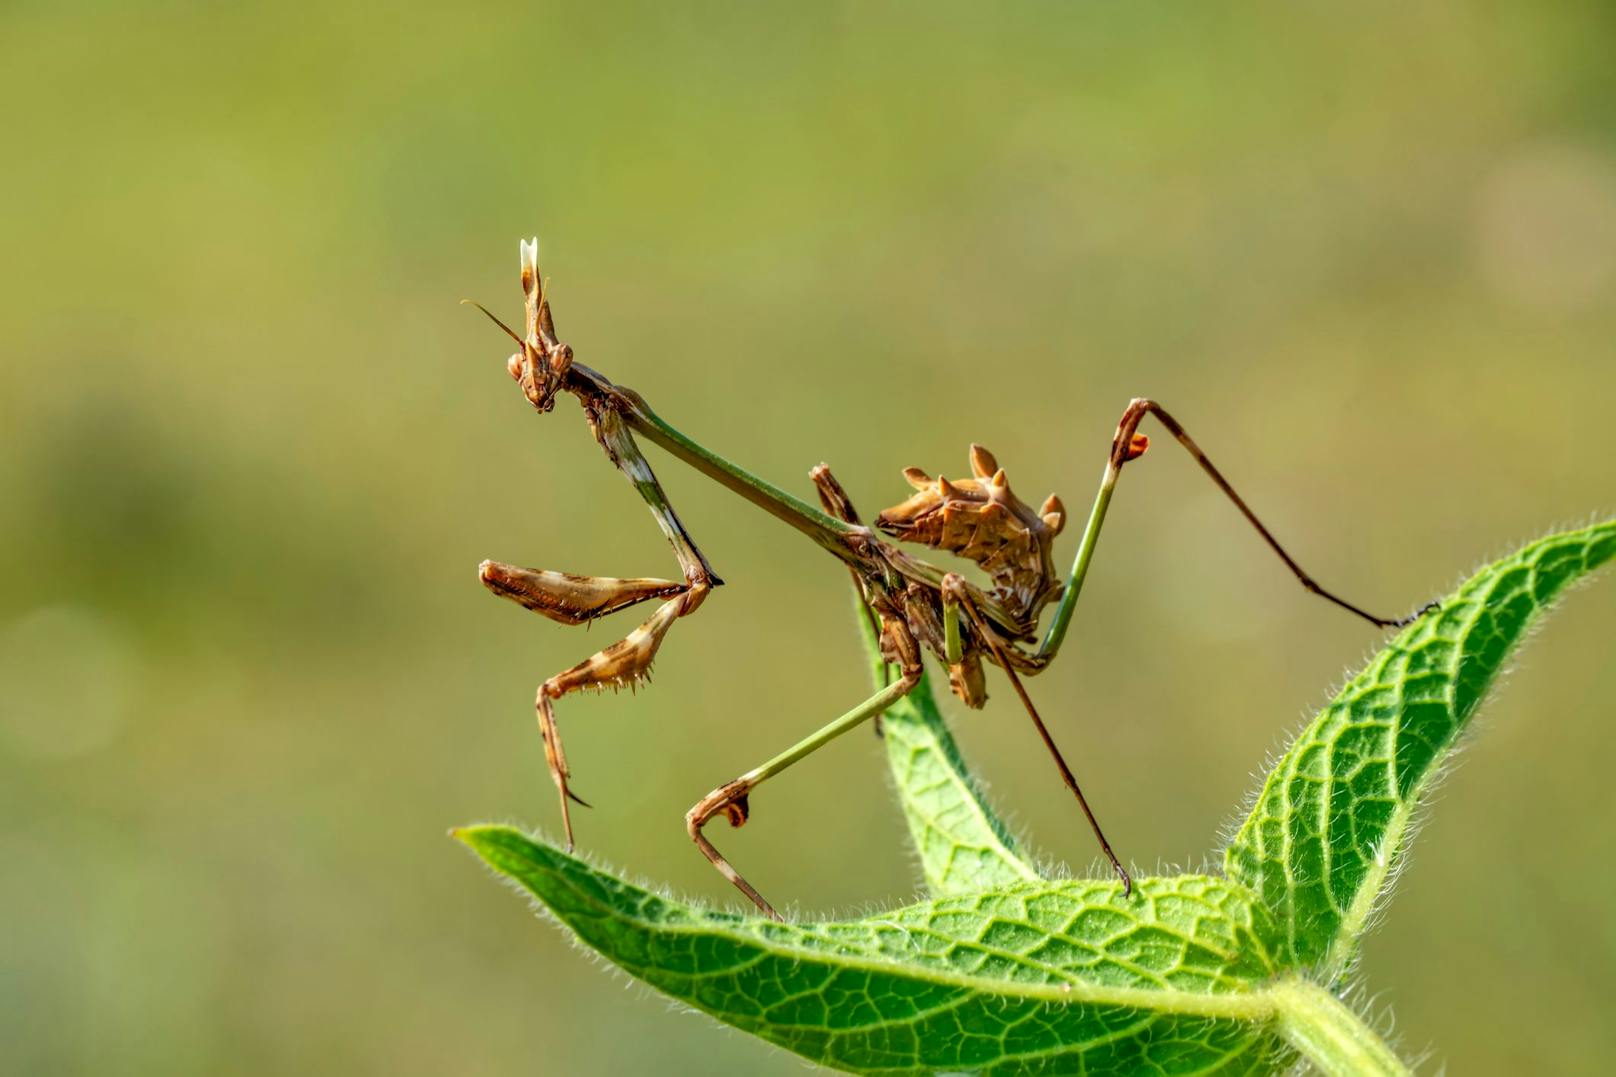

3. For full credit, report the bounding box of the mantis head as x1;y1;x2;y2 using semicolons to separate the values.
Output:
465;237;574;413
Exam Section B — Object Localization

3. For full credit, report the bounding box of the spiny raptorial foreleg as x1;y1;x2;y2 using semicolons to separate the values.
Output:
481;403;721;847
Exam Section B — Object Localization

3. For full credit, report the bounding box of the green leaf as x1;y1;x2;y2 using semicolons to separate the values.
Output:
851;596;1042;896
1224;519;1616;975
457;825;1291;1075
879;680;1044;895
461;521;1615;1075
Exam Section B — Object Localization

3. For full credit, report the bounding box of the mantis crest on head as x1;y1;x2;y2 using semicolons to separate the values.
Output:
470;238;1434;920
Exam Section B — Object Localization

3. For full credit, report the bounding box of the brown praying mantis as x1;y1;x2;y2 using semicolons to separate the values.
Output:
469;238;1435;921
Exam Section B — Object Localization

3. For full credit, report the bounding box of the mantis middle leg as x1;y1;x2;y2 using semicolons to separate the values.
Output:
686;610;924;921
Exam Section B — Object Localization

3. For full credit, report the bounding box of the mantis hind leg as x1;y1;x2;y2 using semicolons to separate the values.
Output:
1039;397;1438;661
942;574;1131;895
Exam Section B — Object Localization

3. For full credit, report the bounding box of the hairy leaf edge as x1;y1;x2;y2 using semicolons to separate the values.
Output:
455;823;1289;1023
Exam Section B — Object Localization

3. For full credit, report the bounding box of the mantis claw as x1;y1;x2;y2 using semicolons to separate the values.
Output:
686;780;779;920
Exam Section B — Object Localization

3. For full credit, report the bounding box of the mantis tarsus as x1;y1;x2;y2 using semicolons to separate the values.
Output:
470;238;1435;920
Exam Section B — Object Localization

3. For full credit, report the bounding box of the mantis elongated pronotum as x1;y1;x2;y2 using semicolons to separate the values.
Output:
470;238;1435;920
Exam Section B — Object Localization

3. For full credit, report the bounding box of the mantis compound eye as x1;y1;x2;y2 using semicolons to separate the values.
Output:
549;343;574;379
507;352;524;380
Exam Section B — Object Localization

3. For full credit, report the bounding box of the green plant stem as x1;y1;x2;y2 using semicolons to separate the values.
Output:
1270;976;1410;1077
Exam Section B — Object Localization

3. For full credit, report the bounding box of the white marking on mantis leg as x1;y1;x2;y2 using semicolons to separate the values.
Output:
619;452;657;485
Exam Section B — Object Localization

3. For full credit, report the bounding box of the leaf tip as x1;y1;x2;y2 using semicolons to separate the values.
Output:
450;822;540;868
449;822;494;847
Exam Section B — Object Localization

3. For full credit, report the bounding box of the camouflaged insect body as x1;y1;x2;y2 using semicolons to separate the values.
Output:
875;444;1068;637
473;239;1238;912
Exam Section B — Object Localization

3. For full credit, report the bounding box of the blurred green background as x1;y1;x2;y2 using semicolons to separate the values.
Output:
4;2;1614;1073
